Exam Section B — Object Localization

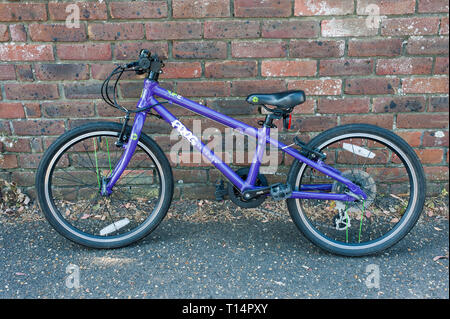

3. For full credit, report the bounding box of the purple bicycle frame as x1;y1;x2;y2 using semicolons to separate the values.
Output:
105;79;367;202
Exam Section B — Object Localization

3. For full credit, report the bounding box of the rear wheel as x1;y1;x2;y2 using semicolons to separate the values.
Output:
35;122;173;248
286;124;426;256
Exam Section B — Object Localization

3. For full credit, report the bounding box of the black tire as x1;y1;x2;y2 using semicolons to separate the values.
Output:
286;124;426;256
35;122;174;249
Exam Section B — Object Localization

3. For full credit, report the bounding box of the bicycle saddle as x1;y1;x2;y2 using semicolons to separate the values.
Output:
246;90;306;109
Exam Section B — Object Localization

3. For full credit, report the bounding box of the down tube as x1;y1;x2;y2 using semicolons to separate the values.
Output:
150;99;246;191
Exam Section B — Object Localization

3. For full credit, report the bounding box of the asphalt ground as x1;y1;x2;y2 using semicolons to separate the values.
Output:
0;200;448;299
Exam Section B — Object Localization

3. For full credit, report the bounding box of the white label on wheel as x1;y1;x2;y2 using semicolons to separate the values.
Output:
99;218;130;236
342;143;375;159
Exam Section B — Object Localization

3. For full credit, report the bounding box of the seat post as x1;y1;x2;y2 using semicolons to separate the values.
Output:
263;111;283;128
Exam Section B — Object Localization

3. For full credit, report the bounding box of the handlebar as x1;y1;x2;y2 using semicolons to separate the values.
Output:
101;49;167;114
124;49;164;80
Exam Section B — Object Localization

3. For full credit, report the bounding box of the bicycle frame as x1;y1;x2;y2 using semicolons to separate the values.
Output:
105;79;367;202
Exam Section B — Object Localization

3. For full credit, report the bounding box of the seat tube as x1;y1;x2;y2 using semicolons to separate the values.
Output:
245;126;268;188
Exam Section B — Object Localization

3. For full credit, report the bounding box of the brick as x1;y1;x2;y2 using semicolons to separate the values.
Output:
348;38;403;57
318;98;370;114
119;82;174;99
395;131;422;147
397;114;448;129
429;96;449;112
381;17;440;36
418;0;449;13
441;17;449;35
68;119;120;131
29;24;87;42
434;57;449;74
0;44;54;61
12;120;65;136
290;116;338;132
110;1;167;19
0;121;11;135
205;61;257;78
23;103;41;118
287;79;342;96
16;64;33;82
205;99;259;115
231;80;286;96
290;40;345;58
204;20;260;39
0;3;47;21
48;2;107;20
160;62;202;79
345;78;399;95
91;64;136;81
11;171;37;188
292;99;315;114
5;84;59;100
423;131;449;147
402;77;449;94
0;25;9;41
376;58;433;75
295;0;354;16
41;102;94;118
114;42;168;60
235;0;292;17
262;60;317;77
89;23;144;41
17;153;44;169
340;114;394;129
406;37;449;55
232;41;287;58
415;149;444;164
0;137;32;153
0;155;17;169
177;81;230;97
262;20;319;39
373;96;426;113
424;166;448;181
0;103;25;119
0;65;16;80
9;24;27;42
64;83;103;99
173;41;227;59
320;59;373;76
57;43;112;60
173;169;207;183
146;22;201;40
34;64;89;81
357;0;415;15
322;18;378;37
172;0;229;18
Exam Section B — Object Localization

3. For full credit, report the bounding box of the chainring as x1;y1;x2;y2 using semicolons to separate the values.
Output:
228;168;268;208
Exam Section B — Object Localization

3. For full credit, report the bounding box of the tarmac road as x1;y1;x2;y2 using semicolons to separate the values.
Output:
0;213;448;299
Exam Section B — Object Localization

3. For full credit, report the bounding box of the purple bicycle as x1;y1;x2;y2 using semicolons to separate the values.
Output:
36;50;426;256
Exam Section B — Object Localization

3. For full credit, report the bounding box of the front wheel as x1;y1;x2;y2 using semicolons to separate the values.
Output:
286;124;426;256
35;122;174;248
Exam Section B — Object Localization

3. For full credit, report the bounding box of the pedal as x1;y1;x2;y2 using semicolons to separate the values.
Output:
270;183;292;201
215;180;228;201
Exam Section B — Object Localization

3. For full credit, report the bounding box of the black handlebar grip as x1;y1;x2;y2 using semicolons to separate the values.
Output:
139;49;151;58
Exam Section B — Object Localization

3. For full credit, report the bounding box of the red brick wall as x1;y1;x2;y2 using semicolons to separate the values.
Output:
0;0;448;199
